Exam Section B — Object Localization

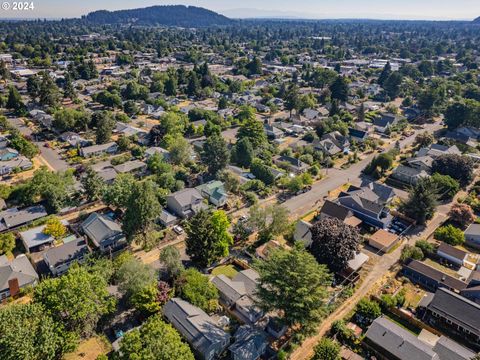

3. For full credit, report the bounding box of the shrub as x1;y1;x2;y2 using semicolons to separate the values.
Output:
434;224;465;245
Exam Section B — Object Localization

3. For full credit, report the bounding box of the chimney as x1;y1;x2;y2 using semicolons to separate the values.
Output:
8;278;19;297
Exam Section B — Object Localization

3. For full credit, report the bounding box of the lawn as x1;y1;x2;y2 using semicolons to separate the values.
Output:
423;258;461;278
63;336;111;360
211;264;239;279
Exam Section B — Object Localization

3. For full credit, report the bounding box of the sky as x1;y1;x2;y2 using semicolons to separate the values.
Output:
2;0;480;20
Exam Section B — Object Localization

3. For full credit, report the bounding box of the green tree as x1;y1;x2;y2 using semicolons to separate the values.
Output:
431;173;459;200
39;73;61;108
236;108;267;148
250;159;275;185
285;84;300;117
185;209;233;268
329;76;349;102
247;204;290;242
255;243;332;328
34;265;116;337
117;315;194;360
168;137;191;166
6;86;25;114
312;338;341;360
434;224;465;245
94;111;116;144
310;217;361;272
414;132;434;148
81;166;105;202
432;154;474;187
43;217;67;240
378;62;392;85
159;245;184;280
0;232;15;255
355;297;381;326
232;138;254;168
201;134;230;175
175;268;219;313
123;180;161;244
400;178;439;225
383;72;403;99
400;245;424;262
0;303;71;360
102;173;136;208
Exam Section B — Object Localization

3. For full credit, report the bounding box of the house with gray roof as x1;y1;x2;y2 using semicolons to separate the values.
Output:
0;254;38;301
81;212;126;253
0;205;47;233
365;316;476;360
166;188;208;219
336;182;395;229
0;156;33;175
43;238;90;276
392;164;430;185
273;155;309;174
420;288;480;350
163;297;230;360
145;146;170;161
464;223;480;249
211;269;263;324
79;142;118;158
365;316;439;360
113;160;147;175
19;224;57;253
229;325;268;360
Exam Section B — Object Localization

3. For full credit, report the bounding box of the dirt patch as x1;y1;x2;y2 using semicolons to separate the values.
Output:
63;336;111;360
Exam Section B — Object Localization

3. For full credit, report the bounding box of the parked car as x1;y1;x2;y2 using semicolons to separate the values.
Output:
173;225;184;235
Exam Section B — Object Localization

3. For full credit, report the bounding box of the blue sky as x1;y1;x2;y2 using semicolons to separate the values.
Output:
4;0;480;20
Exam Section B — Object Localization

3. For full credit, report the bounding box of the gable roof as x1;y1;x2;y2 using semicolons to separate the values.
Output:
163;297;229;355
403;259;468;291
81;212;123;247
432;336;477;360
44;238;89;269
320;200;353;221
168;188;203;207
365;316;439;360
437;242;467;261
229;325;268;360
426;287;480;336
0;254;38;292
0;205;47;232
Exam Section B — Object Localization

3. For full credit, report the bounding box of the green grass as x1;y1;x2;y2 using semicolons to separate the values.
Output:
211;265;239;279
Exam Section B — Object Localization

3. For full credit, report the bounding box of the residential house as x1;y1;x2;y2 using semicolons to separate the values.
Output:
158;209;179;227
30;110;54;130
0;205;48;233
445;127;480;147
420;288;480;349
0;254;38;301
401;259;468;293
336;182;395;229
321;131;350;153
196;181;228;207
318;200;363;227
464;223;480;249
294;220;313;247
79;142;118;158
59;132;90;148
81;212;127;253
264;124;284;139
163;298;230;360
43;238;90;276
211;269;263;324
145;146;170;161
0;156;33;175
273;155;309;174
364;316;477;360
229;325;268;360
437;242;479;270
19;222;69;253
461;271;480;303
391;164;430;185
166;188;208;219
348;128;369;143
113;160;147;176
373;113;400;133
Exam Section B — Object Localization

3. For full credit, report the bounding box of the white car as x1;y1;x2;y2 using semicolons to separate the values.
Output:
173;225;184;235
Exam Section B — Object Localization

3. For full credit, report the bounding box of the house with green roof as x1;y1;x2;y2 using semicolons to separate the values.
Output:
196;180;228;207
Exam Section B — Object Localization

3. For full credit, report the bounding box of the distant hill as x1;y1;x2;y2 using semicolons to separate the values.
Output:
474;16;480;23
83;5;233;27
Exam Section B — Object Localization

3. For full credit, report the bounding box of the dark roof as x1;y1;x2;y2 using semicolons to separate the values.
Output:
320;200;353;221
403;259;468;291
81;212;124;247
432;336;477;360
365;316;438;360
0;254;38;292
349;127;368;138
44;238;90;269
0;205;48;231
426;288;480;336
229;325;268;360
437;242;467;261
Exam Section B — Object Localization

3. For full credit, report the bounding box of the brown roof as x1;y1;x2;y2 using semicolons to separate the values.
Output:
369;229;398;248
437;242;467;261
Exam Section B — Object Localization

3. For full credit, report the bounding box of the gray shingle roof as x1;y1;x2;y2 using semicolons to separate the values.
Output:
229;325;268;360
432;336;476;360
426;288;480;337
365;316;439;360
81;212;123;247
0;205;47;231
0;254;38;292
44;238;89;269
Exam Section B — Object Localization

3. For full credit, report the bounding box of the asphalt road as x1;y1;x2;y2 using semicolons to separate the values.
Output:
281;122;443;218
